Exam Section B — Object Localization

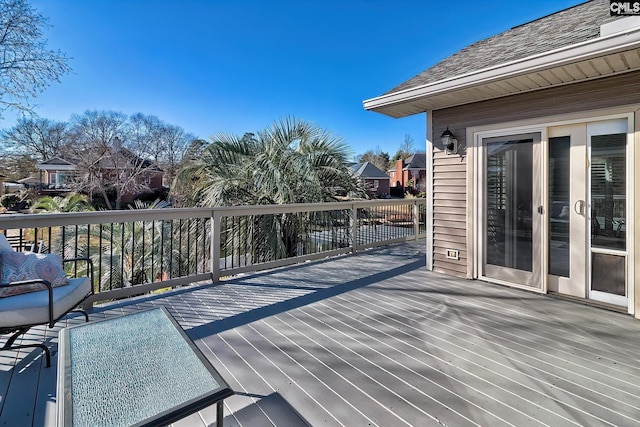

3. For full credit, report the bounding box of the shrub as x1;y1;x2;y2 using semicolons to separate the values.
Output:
0;193;20;208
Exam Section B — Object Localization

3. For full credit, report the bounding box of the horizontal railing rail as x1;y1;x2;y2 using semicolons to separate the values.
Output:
0;199;426;306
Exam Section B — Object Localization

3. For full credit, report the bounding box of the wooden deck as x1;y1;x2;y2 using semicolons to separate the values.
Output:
2;239;640;426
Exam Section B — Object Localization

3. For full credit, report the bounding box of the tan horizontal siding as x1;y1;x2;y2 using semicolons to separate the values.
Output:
433;163;466;173
432;209;466;219
434;248;468;260
434;220;466;231
431;118;468;276
429;71;640;279
434;226;466;237
434;252;467;264
433;71;640;132
431;178;466;186
433;213;466;223
433;170;465;180
433;189;467;199
432;189;466;198
434;233;466;244
433;239;467;251
433;156;466;166
433;199;466;209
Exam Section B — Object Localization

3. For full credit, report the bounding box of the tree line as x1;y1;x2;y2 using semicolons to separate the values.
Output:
0;111;201;209
357;134;423;173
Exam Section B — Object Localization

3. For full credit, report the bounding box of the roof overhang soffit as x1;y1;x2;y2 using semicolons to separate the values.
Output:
364;25;640;118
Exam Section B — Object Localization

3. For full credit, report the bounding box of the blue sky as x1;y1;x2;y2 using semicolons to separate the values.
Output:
5;0;583;158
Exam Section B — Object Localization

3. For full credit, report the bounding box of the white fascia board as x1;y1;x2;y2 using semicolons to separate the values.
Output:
363;26;640;112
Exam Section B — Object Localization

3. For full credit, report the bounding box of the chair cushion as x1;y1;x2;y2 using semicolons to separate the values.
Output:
0;277;91;328
0;233;12;253
0;252;69;297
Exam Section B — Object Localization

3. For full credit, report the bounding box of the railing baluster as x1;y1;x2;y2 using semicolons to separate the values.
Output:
109;223;114;290
150;220;155;282
193;218;198;275
160;220;165;281
186;218;189;276
178;218;183;278
98;224;103;293
168;219;173;279
120;222;125;289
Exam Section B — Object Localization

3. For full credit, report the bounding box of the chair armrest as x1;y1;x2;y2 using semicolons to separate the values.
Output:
3;279;55;327
63;257;94;294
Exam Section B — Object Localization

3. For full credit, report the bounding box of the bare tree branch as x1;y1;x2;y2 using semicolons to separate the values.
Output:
0;115;69;160
0;0;71;118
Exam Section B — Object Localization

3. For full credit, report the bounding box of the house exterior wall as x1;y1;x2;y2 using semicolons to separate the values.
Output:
364;178;390;197
390;160;427;193
410;169;427;192
390;159;405;187
430;71;640;279
141;172;164;190
389;169;398;186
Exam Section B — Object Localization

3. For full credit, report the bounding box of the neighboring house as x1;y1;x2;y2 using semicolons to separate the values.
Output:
91;149;164;204
35;157;78;193
388;153;426;194
364;1;640;318
350;161;390;198
36;150;164;203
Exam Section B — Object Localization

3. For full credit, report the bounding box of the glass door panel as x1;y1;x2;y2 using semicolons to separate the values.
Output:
588;120;627;306
548;136;570;278
482;133;541;289
590;133;626;251
547;125;587;298
486;138;533;270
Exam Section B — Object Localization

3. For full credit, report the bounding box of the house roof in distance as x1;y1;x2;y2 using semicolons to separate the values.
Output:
350;162;390;179
389;153;427;172
36;157;76;166
387;0;619;95
403;153;426;169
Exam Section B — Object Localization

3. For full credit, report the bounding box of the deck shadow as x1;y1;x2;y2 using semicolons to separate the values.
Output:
187;257;425;337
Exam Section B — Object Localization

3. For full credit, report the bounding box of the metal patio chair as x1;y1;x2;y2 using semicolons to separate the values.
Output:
0;233;94;367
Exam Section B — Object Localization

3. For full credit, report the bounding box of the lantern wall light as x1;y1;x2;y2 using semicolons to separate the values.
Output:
441;127;458;155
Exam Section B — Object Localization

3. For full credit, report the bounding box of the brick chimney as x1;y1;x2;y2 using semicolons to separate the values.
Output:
396;159;404;187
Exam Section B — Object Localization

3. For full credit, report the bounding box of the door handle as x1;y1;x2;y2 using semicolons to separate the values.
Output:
574;200;585;215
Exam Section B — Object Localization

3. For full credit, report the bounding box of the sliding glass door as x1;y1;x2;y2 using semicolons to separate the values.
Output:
479;119;629;307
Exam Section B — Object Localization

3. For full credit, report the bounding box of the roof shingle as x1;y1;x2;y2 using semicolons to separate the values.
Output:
386;0;621;95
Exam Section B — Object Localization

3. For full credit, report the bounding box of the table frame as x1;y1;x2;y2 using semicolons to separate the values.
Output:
57;307;234;427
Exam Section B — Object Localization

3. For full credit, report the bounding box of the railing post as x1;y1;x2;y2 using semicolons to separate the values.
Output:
413;202;419;240
351;204;357;253
211;210;221;282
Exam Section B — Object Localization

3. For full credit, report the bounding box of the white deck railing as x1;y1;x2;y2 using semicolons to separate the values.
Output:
0;199;426;306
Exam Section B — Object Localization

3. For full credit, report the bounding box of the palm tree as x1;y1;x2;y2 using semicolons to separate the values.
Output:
177;117;365;259
31;193;94;213
28;193;94;257
87;199;184;292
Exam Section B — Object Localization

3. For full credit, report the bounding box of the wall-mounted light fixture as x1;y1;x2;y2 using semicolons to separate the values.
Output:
441;127;458;155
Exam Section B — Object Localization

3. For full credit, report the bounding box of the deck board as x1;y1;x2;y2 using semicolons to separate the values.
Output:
2;240;640;426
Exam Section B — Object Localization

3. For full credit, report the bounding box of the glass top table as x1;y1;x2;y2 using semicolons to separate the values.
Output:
57;307;233;427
